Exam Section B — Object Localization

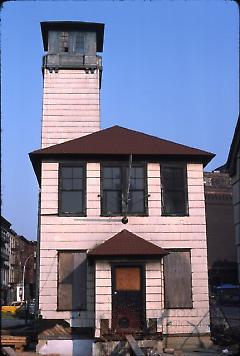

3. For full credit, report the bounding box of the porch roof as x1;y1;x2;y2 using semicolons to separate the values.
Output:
88;229;168;259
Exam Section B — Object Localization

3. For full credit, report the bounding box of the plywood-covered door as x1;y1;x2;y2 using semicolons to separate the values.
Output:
112;265;145;332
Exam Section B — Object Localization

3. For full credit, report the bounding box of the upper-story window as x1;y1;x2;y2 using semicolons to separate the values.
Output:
59;32;69;53
75;32;85;53
101;164;148;216
161;164;188;216
59;164;86;216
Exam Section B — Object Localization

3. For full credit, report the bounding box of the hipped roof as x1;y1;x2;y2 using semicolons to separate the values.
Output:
88;229;168;259
29;125;215;182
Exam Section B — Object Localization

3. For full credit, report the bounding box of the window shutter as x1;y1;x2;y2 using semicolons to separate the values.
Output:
58;251;87;311
164;250;193;308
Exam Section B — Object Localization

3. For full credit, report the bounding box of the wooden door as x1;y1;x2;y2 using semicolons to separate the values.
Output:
112;265;145;333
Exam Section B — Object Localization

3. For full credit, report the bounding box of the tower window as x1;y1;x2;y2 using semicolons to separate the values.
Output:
59;32;69;53
75;32;85;53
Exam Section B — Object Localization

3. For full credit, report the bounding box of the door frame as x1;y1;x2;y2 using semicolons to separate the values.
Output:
111;262;146;332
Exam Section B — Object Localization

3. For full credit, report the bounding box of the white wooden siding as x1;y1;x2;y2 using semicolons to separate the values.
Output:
41;69;100;148
39;162;209;335
95;261;112;337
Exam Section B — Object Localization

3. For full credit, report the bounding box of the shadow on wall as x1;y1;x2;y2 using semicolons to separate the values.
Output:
159;309;211;350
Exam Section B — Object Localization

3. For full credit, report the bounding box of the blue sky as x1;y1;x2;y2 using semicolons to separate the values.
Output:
1;1;239;240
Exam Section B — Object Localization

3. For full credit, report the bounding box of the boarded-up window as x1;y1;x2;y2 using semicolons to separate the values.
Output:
164;250;193;308
58;251;87;311
115;267;141;291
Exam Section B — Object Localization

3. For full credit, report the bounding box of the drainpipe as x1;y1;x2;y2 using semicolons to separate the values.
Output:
35;188;41;319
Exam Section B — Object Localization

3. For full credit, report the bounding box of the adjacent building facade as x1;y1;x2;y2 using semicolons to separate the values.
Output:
204;171;237;287
30;21;215;353
226;117;240;282
1;216;11;304
0;216;37;303
9;235;37;302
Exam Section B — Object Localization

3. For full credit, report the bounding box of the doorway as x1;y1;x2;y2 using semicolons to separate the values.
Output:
112;264;145;333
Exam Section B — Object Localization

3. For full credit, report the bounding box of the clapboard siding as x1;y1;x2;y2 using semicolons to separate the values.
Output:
95;261;112;337
39;162;209;334
146;261;162;320
41;69;100;148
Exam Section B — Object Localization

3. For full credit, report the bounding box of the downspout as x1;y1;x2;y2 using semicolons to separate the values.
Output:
122;154;132;224
35;188;41;320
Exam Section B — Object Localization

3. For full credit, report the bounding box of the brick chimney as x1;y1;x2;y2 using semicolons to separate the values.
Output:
40;21;104;148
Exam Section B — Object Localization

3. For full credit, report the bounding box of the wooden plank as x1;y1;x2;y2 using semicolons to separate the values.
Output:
125;334;144;356
164;251;193;308
1;347;17;356
1;336;28;352
58;251;87;310
115;267;140;291
109;341;127;356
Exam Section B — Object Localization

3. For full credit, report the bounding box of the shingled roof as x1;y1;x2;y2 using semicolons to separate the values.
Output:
88;229;168;259
29;125;215;182
31;125;214;157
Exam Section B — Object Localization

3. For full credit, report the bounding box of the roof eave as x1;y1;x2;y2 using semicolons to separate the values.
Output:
29;151;215;186
88;253;168;262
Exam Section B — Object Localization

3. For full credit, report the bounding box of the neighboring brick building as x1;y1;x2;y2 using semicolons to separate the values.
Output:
9;234;37;302
1;215;37;303
1;216;11;304
204;171;238;288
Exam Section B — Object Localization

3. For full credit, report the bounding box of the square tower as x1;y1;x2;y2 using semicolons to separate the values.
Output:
41;21;104;148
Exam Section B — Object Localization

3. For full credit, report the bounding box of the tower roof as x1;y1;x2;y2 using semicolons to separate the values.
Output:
41;21;105;52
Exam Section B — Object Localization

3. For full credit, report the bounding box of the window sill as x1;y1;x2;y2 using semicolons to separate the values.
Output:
57;308;87;312
100;213;149;217
164;306;193;310
161;213;189;217
58;213;87;217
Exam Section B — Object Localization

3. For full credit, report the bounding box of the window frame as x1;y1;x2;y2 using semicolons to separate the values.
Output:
58;162;86;217
74;32;85;54
57;250;87;312
160;162;189;217
100;162;148;217
59;31;70;53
